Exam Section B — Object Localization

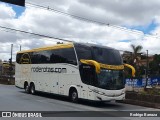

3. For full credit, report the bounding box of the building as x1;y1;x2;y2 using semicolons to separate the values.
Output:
139;56;154;66
0;61;15;76
122;51;154;66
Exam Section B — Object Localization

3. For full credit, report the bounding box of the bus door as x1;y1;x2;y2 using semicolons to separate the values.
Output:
21;64;31;85
79;64;97;100
49;74;59;94
20;53;32;86
59;73;80;96
58;74;65;95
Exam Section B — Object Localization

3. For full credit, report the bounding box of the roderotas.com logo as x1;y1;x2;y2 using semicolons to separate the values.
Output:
31;67;67;73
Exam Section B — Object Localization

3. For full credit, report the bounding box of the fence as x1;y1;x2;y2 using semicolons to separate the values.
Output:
0;76;15;85
125;76;160;87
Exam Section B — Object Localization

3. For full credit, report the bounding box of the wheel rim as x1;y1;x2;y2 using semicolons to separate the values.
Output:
72;91;77;101
25;85;29;92
31;86;35;94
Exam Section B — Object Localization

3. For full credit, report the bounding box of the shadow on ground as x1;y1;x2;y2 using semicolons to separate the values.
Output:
20;91;123;109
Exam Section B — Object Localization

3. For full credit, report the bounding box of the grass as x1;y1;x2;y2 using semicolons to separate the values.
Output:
140;87;160;95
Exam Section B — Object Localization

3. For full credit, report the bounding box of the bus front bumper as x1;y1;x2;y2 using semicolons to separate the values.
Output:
95;93;125;101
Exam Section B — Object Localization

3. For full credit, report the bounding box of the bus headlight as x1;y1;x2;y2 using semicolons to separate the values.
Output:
121;90;125;94
98;91;105;95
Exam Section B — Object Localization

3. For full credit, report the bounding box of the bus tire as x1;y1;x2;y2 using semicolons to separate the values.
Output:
69;88;78;103
24;82;30;94
30;83;36;95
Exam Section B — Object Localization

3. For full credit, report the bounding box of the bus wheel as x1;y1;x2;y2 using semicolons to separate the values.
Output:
24;83;30;93
70;89;78;102
30;83;36;95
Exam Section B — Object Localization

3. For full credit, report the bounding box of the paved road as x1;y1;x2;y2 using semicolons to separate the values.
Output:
0;84;159;120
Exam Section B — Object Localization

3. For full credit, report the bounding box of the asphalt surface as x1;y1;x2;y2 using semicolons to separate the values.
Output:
0;84;159;120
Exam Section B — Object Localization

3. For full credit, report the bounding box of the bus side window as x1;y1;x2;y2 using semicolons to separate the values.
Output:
50;50;64;63
79;64;96;86
29;48;77;65
61;48;77;65
50;48;77;65
31;52;41;64
31;51;52;64
39;51;51;63
74;44;92;61
16;53;22;64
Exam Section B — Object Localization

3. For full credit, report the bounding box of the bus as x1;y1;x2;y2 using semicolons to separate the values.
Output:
15;42;135;102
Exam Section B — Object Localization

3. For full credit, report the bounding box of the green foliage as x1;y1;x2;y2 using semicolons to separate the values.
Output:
126;45;160;77
130;44;143;77
149;54;160;75
131;44;143;57
140;90;147;95
140;87;160;95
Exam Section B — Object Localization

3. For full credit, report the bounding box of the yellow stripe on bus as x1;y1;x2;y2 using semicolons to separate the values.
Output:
17;43;74;53
100;63;124;70
80;59;124;74
80;59;135;77
80;59;101;73
124;64;136;77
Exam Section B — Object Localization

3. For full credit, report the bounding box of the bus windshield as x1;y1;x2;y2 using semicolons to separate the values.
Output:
75;44;125;90
92;47;122;65
92;47;124;90
97;69;124;90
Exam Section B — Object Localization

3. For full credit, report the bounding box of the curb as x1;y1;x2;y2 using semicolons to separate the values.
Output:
118;99;160;109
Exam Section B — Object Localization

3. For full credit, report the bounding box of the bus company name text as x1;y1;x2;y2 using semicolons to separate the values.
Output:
31;67;67;73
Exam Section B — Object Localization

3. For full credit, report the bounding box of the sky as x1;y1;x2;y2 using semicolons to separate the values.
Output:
0;0;160;61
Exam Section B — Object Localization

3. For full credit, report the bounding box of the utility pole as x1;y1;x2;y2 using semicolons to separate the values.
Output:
11;44;13;63
9;44;13;84
20;45;21;51
145;50;149;89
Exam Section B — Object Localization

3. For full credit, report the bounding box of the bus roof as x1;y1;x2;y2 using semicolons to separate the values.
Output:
17;43;74;54
74;42;117;51
17;42;118;54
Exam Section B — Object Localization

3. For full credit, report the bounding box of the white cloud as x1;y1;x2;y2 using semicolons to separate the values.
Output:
78;0;160;26
0;3;16;19
0;0;160;61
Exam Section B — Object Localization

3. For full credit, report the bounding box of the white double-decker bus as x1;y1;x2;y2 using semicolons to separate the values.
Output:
15;42;135;102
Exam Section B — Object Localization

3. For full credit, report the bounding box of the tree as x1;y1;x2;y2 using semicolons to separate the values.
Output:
130;44;143;77
149;54;160;75
130;44;143;64
122;44;143;78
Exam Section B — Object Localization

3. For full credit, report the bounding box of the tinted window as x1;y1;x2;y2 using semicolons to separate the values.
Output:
74;44;92;61
16;53;32;64
79;64;97;86
16;53;22;64
50;48;77;65
31;52;40;64
93;47;122;65
97;70;124;90
32;51;51;64
17;48;77;65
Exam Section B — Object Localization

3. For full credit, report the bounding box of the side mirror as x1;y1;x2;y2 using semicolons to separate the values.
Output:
80;59;100;73
124;64;135;77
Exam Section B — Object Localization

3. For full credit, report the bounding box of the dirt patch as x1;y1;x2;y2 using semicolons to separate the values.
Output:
118;91;160;109
0;77;15;85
